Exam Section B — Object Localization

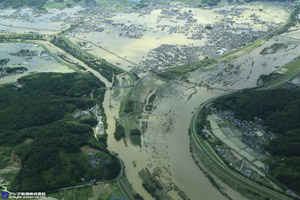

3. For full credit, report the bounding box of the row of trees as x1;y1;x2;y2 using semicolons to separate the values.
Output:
158;59;215;80
0;34;46;42
50;36;122;82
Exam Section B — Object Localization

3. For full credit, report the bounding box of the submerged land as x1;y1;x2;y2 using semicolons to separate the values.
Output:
0;0;300;200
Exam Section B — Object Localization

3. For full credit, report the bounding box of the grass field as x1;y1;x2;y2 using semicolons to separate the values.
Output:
49;186;93;200
48;182;126;200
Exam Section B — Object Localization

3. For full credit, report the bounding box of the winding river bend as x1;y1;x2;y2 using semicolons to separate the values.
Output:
102;77;246;200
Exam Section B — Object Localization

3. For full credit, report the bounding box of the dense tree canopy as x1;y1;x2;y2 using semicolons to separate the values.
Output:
0;73;120;192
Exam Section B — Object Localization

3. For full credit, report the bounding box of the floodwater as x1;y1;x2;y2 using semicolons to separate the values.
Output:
0;3;292;199
98;27;300;198
95;4;291;198
0;42;73;84
103;75;247;199
0;6;84;34
103;87;155;200
73;3;289;72
189;35;300;90
145;83;225;200
71;29;207;71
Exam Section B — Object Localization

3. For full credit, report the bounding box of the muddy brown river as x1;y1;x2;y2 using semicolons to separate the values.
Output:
102;77;246;200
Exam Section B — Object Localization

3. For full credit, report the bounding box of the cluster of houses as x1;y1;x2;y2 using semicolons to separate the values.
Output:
87;151;102;168
213;109;276;155
215;145;260;179
58;1;289;74
0;0;293;76
85;148;111;168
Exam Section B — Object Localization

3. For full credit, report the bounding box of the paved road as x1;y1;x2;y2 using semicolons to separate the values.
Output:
191;99;291;200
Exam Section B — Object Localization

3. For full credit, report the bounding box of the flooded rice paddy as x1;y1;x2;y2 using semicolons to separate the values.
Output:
0;6;84;34
189;32;300;90
0;3;296;199
0;42;73;84
71;3;289;73
101;24;300;198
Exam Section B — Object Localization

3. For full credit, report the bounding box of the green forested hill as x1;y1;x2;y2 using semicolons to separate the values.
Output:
213;88;300;193
0;73;120;192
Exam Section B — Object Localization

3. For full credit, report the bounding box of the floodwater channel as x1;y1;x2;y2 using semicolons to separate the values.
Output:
102;76;246;199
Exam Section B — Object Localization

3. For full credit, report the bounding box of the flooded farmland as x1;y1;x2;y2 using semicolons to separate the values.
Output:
69;2;290;74
188;32;300;90
0;42;73;84
0;1;298;199
102;23;300;199
0;6;84;34
102;74;249;199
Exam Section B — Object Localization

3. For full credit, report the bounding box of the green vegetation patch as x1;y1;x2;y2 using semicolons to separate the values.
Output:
130;135;141;147
0;155;10;169
139;169;171;200
74;186;93;200
260;43;288;55
130;129;141;136
267;5;300;38
114;120;125;141
213;88;300;193
259;55;300;87
158;59;216;80
0;33;47;41
0;59;9;66
49;182;126;200
50;36;122;82
124;99;135;113
0;72;120;192
5;67;27;74
1;172;18;183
